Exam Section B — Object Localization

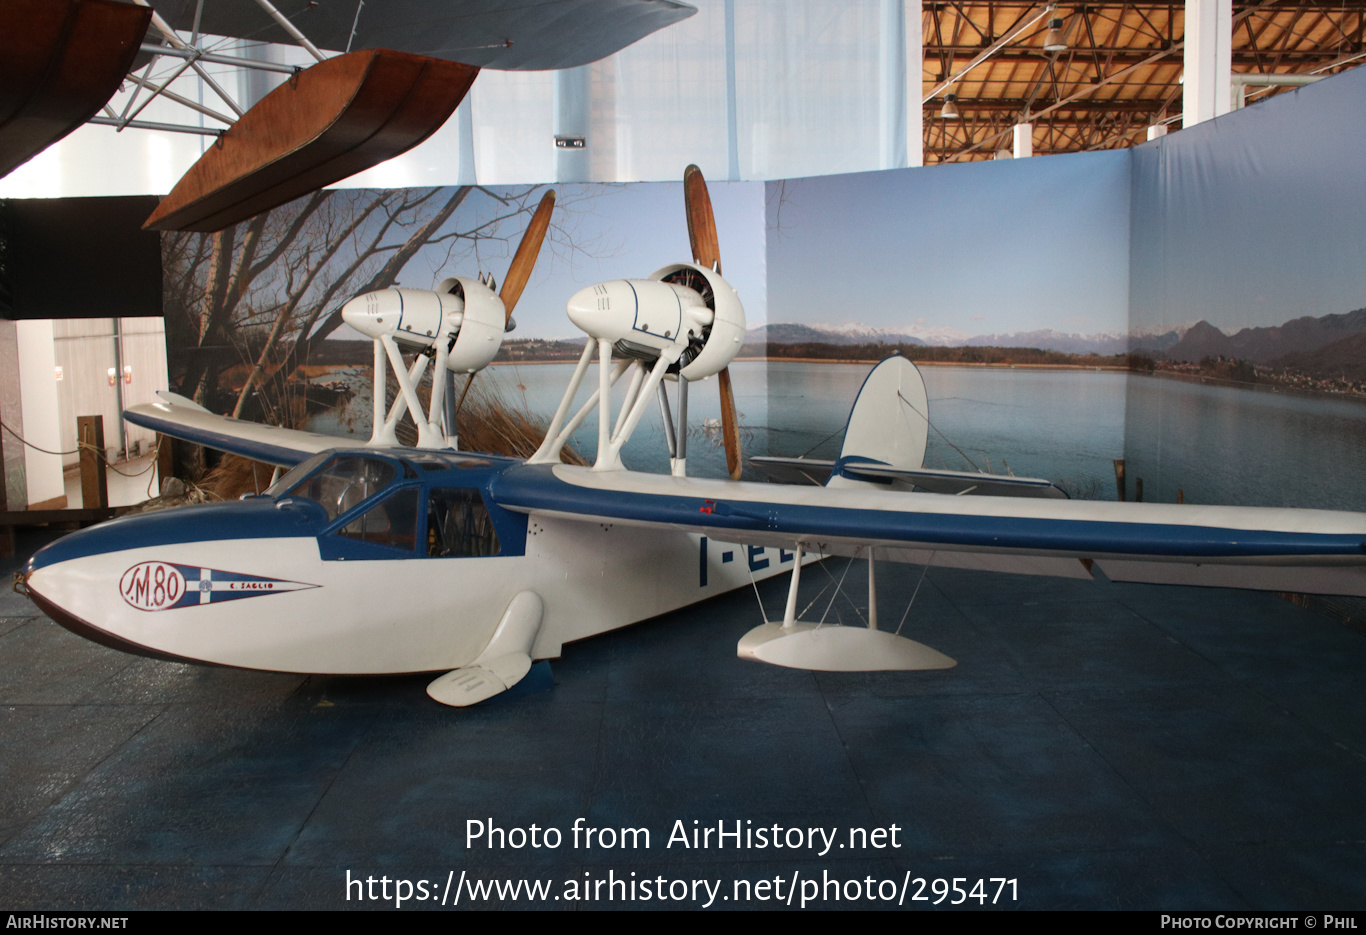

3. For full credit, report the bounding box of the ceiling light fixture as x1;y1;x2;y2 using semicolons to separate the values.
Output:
941;93;961;119
1043;17;1068;53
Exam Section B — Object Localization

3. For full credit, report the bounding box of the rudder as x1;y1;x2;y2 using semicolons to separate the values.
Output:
828;355;928;488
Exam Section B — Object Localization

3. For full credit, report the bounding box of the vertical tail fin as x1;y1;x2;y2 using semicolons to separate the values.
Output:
828;355;929;488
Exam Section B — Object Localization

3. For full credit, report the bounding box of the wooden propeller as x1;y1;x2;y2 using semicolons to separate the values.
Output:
500;189;556;322
456;189;556;415
683;165;742;480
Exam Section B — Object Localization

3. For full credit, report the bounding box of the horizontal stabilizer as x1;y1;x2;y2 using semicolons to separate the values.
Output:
747;456;835;486
842;463;1069;498
737;622;956;671
800;355;1064;498
747;456;1065;498
124;391;348;466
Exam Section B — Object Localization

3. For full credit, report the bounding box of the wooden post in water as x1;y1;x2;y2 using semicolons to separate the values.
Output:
78;416;108;510
1177;489;1184;504
1113;459;1127;502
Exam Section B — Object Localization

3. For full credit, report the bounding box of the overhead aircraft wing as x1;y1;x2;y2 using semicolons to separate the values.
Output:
124;391;347;467
493;462;1366;598
148;0;698;71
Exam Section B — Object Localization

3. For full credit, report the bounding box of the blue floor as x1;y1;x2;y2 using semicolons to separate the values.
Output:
3;529;1366;910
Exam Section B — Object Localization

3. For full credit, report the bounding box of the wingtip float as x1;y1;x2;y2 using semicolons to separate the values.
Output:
143;48;478;233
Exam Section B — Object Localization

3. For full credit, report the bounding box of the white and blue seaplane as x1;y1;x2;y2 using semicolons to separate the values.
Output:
19;170;1366;706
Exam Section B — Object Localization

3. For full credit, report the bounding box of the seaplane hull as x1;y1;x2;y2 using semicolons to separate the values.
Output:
23;476;797;674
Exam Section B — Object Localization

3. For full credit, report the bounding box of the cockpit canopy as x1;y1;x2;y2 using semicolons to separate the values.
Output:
269;453;413;522
266;451;507;559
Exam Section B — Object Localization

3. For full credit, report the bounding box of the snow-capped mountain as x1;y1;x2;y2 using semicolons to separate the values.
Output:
748;322;1172;356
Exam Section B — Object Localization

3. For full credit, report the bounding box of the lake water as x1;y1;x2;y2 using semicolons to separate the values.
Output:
306;360;1366;511
1124;375;1366;511
475;360;1128;497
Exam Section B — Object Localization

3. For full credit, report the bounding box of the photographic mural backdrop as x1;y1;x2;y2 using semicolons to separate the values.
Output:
162;64;1366;506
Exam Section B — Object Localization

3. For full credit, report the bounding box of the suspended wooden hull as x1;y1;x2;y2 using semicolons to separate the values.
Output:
144;49;478;233
0;0;151;180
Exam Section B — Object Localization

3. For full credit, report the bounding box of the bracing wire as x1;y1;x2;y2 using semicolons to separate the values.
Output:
896;390;984;473
813;553;869;627
895;550;936;636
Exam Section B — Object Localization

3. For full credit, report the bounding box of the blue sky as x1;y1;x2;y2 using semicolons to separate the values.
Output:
339;63;1366;345
1128;65;1366;334
765;150;1132;337
388;180;766;341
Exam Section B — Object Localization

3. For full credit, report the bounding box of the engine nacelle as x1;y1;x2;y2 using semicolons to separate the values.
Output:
564;263;744;378
342;287;455;348
340;277;507;374
566;277;712;359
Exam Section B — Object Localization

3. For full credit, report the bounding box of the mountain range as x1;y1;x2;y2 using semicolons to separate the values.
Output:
1148;308;1366;364
1268;329;1366;381
552;307;1364;377
747;323;1174;356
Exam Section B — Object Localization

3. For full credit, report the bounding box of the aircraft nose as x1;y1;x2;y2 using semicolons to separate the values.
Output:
19;546;167;660
21;499;328;665
341;289;403;340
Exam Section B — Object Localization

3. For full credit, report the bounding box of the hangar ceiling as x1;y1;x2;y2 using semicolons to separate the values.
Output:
922;0;1366;162
5;0;1363;188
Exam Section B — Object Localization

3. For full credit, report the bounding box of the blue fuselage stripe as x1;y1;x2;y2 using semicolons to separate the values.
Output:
27;450;527;571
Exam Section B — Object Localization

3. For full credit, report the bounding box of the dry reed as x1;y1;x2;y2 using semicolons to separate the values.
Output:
191;375;582;502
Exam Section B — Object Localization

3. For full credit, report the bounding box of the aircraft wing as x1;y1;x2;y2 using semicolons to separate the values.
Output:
124;392;348;467
149;0;698;71
493;463;1366;597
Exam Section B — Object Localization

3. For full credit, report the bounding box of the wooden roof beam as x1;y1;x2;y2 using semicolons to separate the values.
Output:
922;45;1355;61
924;97;1176;110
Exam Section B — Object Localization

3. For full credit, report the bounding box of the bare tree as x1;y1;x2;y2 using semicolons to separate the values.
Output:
162;183;596;437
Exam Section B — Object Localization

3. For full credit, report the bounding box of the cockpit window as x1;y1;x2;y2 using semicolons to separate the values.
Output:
427;489;500;557
264;452;330;497
339;487;420;552
282;455;399;522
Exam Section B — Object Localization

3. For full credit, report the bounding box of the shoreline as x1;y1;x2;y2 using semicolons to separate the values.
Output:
749;358;1127;371
1136;369;1366;404
307;357;1363;404
487;357;1129;371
